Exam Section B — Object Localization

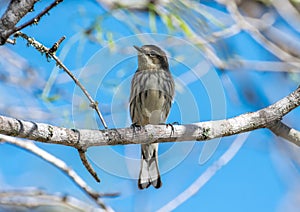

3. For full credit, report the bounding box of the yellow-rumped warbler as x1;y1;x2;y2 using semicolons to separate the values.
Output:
129;45;175;189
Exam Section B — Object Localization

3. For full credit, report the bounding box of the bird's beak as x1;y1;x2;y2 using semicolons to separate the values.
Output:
133;45;143;54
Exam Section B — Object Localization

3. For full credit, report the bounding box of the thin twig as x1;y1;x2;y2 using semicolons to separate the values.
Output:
268;120;300;146
154;4;227;69
49;35;66;54
0;189;104;211
14;0;64;33
0;135;118;211
216;0;300;66
13;31;108;182
157;132;250;212
5;38;15;44
78;149;101;182
14;31;108;129
0;0;64;45
51;53;108;129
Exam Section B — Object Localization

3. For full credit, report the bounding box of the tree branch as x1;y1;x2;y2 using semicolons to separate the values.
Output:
78;149;101;182
268;120;300;146
14;31;108;129
157;132;250;212
272;0;300;33
13;31;108;182
0;0;64;45
216;0;300;65
14;0;64;33
0;86;299;147
0;135;118;210
0;0;37;44
0;188;106;211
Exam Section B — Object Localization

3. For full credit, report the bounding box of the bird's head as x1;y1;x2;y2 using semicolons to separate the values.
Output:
134;45;169;71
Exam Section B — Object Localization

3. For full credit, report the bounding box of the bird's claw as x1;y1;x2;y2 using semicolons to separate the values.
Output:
131;123;141;134
165;122;179;136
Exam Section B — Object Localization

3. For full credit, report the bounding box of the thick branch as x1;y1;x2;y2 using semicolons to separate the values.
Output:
0;0;37;44
0;86;299;147
0;0;64;45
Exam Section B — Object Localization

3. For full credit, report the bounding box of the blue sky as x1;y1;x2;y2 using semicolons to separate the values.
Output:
1;0;300;211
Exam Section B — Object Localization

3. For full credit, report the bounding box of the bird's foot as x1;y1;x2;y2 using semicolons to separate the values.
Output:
163;122;180;136
131;123;141;134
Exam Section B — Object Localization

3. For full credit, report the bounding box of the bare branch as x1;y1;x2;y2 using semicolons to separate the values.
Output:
12;32;108;181
268;120;300;146
51;52;107;129
14;31;108;129
48;35;66;54
230;60;300;72
0;188;104;211
0;0;37;44
0;135;118;210
157;132;250;212
216;0;300;65
0;0;63;45
154;4;227;69
78;149;101;183
14;0;64;33
0;86;299;147
272;0;300;33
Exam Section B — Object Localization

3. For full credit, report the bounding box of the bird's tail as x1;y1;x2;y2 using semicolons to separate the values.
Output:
138;143;162;189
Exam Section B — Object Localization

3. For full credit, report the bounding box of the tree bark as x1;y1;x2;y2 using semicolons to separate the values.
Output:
0;86;299;148
0;0;37;44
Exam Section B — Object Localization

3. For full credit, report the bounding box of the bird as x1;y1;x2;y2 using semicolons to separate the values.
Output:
129;45;175;189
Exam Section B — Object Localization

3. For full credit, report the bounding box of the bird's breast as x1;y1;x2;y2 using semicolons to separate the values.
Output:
132;69;174;96
130;69;174;125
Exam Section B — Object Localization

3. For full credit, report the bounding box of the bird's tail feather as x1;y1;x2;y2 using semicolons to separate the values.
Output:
138;144;162;189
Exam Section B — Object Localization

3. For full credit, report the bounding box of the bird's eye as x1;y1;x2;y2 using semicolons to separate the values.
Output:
148;51;156;57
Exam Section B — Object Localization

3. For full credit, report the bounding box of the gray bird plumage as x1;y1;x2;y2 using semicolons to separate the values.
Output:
129;45;175;189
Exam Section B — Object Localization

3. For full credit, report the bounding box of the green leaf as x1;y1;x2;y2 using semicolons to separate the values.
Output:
148;3;157;33
174;14;193;37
